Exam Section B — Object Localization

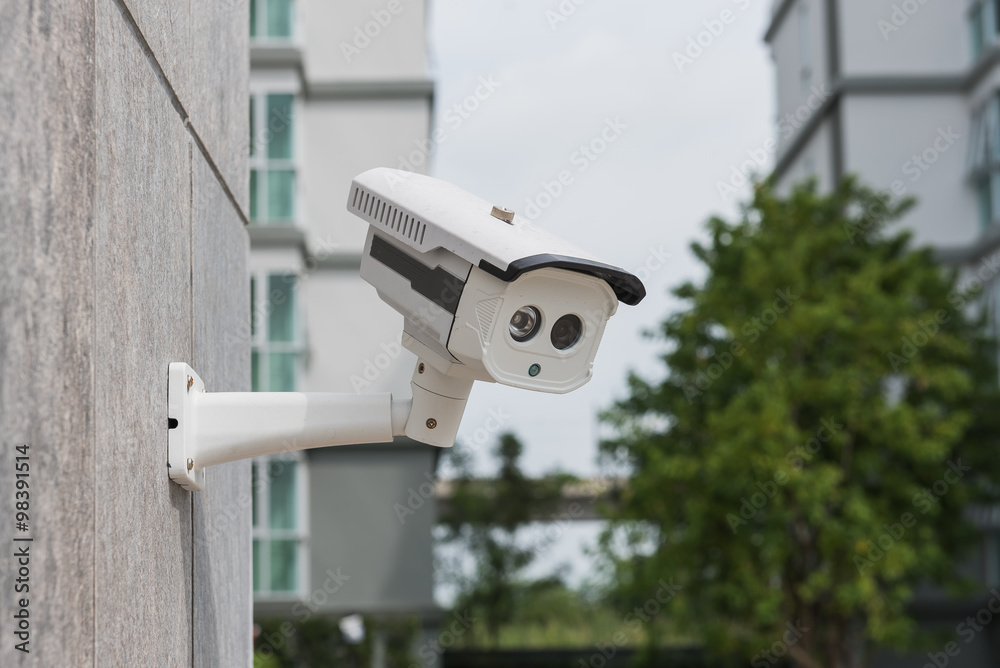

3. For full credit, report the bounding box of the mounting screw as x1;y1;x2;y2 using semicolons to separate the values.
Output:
418;363;425;374
426;418;437;430
187;376;193;391
490;206;515;223
187;458;194;471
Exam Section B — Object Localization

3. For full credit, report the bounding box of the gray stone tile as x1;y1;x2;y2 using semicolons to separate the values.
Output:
0;0;251;663
93;0;194;663
190;0;251;212
119;0;191;119
0;1;98;665
191;150;253;668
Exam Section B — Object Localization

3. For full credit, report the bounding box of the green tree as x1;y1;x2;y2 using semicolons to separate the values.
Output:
600;178;1000;668
439;432;573;646
254;616;416;668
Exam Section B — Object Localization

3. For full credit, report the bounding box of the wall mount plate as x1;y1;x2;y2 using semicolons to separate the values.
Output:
167;362;206;491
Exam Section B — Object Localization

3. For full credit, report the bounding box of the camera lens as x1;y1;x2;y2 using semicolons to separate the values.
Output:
550;314;583;350
509;306;541;342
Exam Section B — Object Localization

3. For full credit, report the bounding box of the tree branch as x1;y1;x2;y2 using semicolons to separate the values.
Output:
840;431;855;479
788;644;825;668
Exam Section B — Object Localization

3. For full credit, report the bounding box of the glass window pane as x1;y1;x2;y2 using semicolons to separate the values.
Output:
250;0;258;38
990;533;1000;585
268;275;296;342
269;459;298;530
252;462;260;527
797;4;810;67
250;276;257;338
252;350;261;391
269;539;298;592
266;94;294;160
973;8;985;61
253;539;263;592
987;2;996;50
989;98;1000;166
268;352;298;392
267;169;295;221
250;169;259;221
249;97;256;157
971;107;987;172
991;173;1000;226
266;0;293;39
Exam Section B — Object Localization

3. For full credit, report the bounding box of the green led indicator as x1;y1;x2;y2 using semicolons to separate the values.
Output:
528;364;541;377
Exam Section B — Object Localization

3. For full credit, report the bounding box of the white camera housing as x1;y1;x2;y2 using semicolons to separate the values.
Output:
164;169;646;492
348;168;645;447
350;168;644;393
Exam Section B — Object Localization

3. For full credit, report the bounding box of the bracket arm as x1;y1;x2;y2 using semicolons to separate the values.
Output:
167;363;412;491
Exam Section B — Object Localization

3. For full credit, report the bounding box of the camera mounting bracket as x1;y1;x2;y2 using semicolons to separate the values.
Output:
166;363;414;491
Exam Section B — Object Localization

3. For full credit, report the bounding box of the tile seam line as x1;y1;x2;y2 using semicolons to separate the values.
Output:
92;2;99;662
188;140;196;668
110;0;249;226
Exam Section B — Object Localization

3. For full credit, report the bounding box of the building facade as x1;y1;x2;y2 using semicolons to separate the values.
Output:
767;0;992;249
247;0;442;662
767;0;1000;664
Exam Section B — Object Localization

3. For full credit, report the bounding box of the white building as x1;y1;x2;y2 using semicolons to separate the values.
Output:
768;1;1000;664
765;0;1000;250
247;0;441;661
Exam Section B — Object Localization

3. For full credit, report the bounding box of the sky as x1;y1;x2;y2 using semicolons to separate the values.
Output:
428;0;777;480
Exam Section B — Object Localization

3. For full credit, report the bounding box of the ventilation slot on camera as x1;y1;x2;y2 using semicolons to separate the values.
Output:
475;298;501;346
352;186;426;245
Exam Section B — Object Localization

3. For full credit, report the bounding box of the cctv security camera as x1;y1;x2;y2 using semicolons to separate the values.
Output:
348;168;645;447
166;169;644;491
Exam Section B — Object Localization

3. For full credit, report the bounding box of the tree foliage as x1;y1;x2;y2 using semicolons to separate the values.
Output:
438;432;574;646
253;616;417;668
600;178;1000;668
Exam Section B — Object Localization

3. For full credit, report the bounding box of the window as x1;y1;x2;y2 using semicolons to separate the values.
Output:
970;0;1000;61
249;93;296;225
252;455;308;596
969;93;1000;230
797;0;813;96
984;531;1000;587
989;282;1000;388
250;0;294;41
250;272;308;597
251;273;304;391
802;154;816;178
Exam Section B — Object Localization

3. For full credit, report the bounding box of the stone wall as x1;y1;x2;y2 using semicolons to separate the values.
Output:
0;0;251;665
